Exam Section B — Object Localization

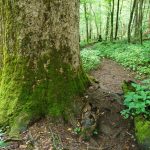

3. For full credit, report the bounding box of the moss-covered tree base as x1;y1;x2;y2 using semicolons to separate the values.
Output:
135;117;150;150
0;55;89;137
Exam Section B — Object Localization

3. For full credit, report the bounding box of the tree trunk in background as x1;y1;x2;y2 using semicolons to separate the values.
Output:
89;3;92;40
90;4;99;39
0;0;88;136
134;0;139;38
99;1;102;38
89;21;92;41
119;0;123;16
149;12;150;32
119;0;123;39
143;0;150;38
115;0;120;40
105;14;110;40
145;0;150;28
128;0;137;43
110;0;114;41
84;3;89;43
139;0;144;44
105;2;111;40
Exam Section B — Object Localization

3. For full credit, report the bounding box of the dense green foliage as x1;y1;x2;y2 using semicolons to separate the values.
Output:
81;49;101;72
121;80;150;119
94;41;150;75
81;41;150;75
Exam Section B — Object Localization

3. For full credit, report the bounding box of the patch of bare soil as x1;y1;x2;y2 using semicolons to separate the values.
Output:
90;59;138;93
2;59;140;150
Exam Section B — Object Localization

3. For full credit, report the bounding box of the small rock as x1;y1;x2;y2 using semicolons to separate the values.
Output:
89;86;94;90
19;145;27;149
132;144;135;148
85;95;88;99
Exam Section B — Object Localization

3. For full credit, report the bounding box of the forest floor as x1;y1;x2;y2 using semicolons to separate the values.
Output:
2;59;141;150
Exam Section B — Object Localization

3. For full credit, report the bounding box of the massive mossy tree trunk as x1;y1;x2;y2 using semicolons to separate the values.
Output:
0;0;88;136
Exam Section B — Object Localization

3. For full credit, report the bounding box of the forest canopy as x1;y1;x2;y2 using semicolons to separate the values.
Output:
80;0;150;45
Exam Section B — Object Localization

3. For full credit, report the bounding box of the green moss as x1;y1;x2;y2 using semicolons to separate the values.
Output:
135;116;150;143
0;53;89;137
46;64;88;116
9;112;31;137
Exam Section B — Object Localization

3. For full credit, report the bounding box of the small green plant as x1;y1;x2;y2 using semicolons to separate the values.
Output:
93;129;98;135
74;127;81;134
74;127;99;139
0;129;7;148
0;141;6;148
121;80;150;119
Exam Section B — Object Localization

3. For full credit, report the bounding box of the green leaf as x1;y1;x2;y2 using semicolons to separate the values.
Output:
0;141;7;148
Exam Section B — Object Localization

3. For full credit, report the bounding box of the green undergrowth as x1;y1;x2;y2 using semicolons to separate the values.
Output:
80;41;89;48
81;41;150;76
80;49;101;72
121;79;150;119
0;129;7;148
80;39;97;48
121;77;150;148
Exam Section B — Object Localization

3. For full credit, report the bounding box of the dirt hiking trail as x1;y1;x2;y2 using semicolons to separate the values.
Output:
87;59;139;150
90;59;138;93
3;59;140;150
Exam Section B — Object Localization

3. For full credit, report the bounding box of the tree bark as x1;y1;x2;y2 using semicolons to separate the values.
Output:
90;4;99;39
105;2;111;40
84;2;89;43
119;0;123;39
128;0;137;43
99;1;102;37
134;0;139;38
0;0;88;136
145;0;150;30
110;0;115;42
115;0;120;40
89;3;92;40
139;0;144;44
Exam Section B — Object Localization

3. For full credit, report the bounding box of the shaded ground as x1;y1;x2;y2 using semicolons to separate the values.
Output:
87;59;139;150
90;59;138;94
2;59;140;150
